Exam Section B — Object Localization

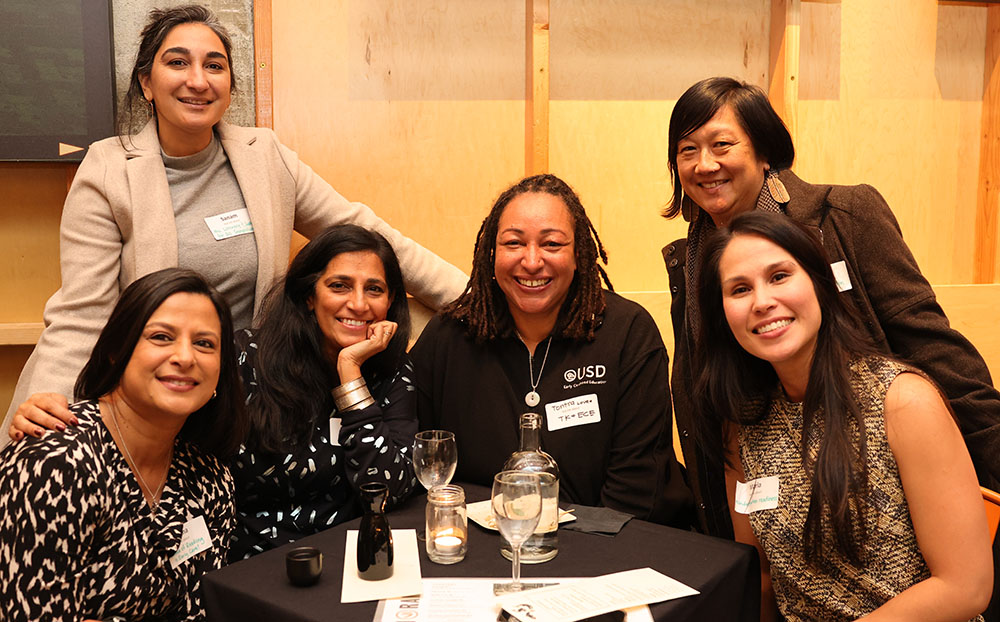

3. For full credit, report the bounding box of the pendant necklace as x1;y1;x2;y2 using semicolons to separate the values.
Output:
517;332;552;408
106;397;170;513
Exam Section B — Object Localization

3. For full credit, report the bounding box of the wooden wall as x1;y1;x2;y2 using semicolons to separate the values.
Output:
2;0;998;420
264;0;998;341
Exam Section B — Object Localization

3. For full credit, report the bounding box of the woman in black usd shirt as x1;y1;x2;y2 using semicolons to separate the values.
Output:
0;269;246;622
412;174;692;526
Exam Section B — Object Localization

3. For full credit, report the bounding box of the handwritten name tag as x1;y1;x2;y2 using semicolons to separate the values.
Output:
734;476;779;514
545;394;601;431
169;515;212;569
205;208;254;240
831;260;853;292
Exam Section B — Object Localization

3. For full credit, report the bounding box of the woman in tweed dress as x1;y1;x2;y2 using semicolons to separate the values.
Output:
694;211;990;621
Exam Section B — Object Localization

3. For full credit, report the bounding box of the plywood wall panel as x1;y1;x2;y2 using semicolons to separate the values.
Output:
0;163;66;322
548;101;687;291
270;0;527;272
794;0;986;285
549;0;770;100
547;0;770;292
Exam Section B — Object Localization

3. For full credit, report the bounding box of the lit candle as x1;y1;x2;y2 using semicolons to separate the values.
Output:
433;528;464;554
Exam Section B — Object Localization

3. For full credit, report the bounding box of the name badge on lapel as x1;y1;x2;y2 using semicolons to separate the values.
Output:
734;476;779;514
169;515;212;569
329;417;343;447
830;260;853;292
204;208;254;240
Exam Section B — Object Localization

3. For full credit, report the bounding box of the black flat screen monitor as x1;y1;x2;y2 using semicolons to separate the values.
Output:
0;0;115;162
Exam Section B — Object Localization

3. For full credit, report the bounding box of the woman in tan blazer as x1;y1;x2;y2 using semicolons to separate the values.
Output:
3;5;466;444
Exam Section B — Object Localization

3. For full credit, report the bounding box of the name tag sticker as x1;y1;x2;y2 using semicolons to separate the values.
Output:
205;208;254;240
734;476;780;514
329;417;343;447
545;394;601;431
831;260;853;292
169;515;212;569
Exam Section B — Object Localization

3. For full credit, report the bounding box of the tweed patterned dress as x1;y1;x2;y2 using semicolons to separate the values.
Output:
0;400;234;622
229;329;418;560
738;356;983;622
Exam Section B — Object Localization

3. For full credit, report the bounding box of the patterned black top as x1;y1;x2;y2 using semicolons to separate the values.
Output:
229;329;418;560
0;400;234;622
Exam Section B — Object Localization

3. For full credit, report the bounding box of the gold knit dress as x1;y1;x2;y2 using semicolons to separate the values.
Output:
738;356;983;622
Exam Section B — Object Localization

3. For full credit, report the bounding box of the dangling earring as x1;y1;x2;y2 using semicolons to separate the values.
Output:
212;390;217;399
765;169;789;203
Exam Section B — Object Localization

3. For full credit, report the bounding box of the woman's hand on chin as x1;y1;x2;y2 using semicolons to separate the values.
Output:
10;393;76;441
336;320;398;382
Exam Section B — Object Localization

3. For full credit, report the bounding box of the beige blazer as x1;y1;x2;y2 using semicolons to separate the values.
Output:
3;121;467;441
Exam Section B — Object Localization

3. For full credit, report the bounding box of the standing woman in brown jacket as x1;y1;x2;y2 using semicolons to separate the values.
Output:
663;77;1000;545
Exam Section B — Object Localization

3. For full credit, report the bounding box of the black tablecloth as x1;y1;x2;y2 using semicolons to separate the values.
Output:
203;485;759;622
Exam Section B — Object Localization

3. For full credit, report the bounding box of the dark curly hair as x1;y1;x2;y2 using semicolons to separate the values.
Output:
443;174;612;342
247;225;411;452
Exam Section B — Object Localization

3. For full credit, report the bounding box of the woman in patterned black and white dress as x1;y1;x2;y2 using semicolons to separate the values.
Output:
228;224;418;560
11;226;420;561
0;269;247;622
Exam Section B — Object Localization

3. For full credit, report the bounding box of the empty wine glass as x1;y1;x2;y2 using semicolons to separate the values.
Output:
413;430;458;539
492;471;542;592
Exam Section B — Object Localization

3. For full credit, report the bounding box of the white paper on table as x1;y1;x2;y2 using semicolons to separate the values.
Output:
496;568;698;622
374;578;652;622
466;499;576;531
341;529;423;603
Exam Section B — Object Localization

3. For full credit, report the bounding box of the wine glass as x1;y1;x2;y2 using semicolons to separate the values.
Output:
492;471;542;592
413;430;458;538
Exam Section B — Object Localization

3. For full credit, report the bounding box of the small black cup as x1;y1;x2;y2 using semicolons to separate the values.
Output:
286;546;323;587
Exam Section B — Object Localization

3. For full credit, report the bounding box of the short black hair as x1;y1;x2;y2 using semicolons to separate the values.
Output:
75;268;246;458
664;77;795;219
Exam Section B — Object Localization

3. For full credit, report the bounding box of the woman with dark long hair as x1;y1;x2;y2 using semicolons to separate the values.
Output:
0;268;247;621
412;174;692;526
229;224;417;559
695;211;990;621
4;3;465;444
11;226;419;561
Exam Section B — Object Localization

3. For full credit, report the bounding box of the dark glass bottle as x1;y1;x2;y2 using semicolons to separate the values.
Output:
357;482;394;580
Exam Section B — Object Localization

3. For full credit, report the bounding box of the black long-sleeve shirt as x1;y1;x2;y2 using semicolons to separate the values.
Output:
411;292;692;527
229;329;417;560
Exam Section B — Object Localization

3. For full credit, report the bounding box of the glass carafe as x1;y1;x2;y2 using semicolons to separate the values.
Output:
501;412;559;562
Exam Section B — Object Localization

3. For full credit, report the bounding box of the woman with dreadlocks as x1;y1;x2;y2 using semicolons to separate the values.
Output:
411;174;692;526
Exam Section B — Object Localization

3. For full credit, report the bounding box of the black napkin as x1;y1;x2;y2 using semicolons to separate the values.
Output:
560;504;632;536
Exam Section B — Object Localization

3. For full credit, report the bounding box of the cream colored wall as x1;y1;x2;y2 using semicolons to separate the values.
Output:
794;0;987;285
270;0;991;289
270;0;528;273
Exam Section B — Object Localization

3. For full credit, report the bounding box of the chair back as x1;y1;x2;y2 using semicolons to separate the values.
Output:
982;486;1000;543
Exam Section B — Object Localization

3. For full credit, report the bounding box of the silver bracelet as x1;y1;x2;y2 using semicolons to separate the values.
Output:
334;386;373;412
332;376;367;399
